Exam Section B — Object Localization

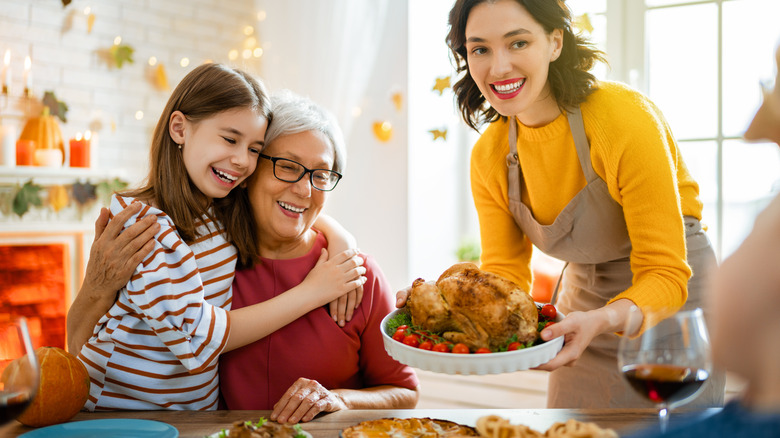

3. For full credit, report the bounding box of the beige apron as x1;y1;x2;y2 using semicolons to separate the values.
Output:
506;108;725;408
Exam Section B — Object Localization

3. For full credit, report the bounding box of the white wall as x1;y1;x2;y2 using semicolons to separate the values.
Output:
255;0;411;290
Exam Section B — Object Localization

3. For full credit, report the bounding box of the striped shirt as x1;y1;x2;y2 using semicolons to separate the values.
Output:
79;195;234;411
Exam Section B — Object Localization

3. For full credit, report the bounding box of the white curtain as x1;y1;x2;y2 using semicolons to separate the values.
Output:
255;0;390;139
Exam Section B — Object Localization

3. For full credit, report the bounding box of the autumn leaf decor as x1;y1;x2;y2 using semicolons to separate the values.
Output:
109;43;135;68
42;91;69;123
72;181;97;206
96;178;128;205
12;180;44;217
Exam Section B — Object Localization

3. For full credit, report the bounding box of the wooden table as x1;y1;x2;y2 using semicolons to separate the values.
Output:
2;407;721;437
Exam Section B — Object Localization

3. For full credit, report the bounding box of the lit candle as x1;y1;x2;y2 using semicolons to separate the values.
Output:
69;131;91;168
23;55;31;97
1;50;9;95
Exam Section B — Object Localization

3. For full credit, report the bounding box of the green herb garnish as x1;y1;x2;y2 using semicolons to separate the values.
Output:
385;311;412;335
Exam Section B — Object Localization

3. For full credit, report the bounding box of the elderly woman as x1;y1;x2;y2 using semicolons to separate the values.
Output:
218;90;419;422
67;90;419;420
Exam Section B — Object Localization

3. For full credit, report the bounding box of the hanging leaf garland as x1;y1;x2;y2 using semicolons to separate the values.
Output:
72;181;98;206
96;178;128;205
12;180;44;217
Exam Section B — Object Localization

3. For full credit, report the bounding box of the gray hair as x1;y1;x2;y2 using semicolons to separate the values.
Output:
264;90;347;174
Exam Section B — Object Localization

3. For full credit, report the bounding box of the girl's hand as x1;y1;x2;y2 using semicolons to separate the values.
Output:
328;288;363;328
270;377;347;424
305;248;367;306
395;286;411;308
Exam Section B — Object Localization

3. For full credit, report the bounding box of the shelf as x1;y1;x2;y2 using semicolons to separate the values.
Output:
0;165;126;185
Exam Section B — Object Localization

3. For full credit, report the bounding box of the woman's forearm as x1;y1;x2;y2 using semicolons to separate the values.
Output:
333;385;420;410
66;283;117;354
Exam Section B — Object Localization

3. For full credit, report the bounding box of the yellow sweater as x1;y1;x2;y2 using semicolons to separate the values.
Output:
470;81;702;314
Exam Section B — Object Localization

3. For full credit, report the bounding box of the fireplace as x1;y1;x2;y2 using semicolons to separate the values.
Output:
0;229;89;351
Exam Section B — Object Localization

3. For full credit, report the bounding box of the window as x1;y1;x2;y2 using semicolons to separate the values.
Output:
626;0;780;258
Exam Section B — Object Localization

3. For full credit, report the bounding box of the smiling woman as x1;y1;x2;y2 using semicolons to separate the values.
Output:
433;0;725;409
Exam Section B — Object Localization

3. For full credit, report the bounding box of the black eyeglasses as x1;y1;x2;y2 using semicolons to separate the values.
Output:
259;153;342;191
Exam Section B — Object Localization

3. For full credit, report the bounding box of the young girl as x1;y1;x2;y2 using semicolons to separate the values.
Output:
78;63;366;411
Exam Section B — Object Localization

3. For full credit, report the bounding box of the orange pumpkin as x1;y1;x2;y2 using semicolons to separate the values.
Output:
1;346;90;427
18;107;66;165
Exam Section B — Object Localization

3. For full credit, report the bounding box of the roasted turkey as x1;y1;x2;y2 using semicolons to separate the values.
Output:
406;262;538;350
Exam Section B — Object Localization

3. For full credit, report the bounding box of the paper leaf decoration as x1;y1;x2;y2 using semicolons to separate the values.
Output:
573;13;594;35
432;76;451;95
372;121;393;143
12;180;44;217
72;181;97;206
61;0;72;7
391;92;403;112
96;178;128;206
154;63;170;91
429;128;447;141
87;13;96;34
109;43;135;68
48;185;69;212
42;91;69;123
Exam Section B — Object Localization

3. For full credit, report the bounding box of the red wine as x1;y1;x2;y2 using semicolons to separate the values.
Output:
0;390;32;426
622;364;709;404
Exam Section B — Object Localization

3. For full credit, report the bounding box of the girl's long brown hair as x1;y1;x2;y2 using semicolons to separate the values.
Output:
447;0;607;131
122;63;271;267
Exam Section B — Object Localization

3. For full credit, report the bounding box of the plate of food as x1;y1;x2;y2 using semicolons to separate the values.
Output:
341;417;478;437
382;262;564;375
206;418;311;438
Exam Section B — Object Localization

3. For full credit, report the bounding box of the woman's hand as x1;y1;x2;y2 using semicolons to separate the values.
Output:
533;299;636;371
67;202;159;353
395;285;411;308
270;377;347;423
531;310;602;371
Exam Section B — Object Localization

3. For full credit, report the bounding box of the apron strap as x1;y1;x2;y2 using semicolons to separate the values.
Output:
550;262;568;306
506;117;522;205
567;108;598;183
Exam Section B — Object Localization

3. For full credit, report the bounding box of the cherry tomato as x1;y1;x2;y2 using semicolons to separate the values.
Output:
544;321;556;329
452;343;470;354
396;325;409;332
475;347;492;354
540;304;557;320
507;341;521;351
403;334;421;348
432;342;451;353
392;329;405;342
419;340;433;351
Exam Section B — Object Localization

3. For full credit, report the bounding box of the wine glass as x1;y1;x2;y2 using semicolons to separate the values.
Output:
0;317;39;426
617;307;712;434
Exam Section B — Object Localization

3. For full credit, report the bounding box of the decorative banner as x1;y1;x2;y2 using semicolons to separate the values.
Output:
432;76;451;95
573;13;594;35
372;121;393;143
429;128;447;141
48;185;69;212
391;92;403;112
12;180;43;217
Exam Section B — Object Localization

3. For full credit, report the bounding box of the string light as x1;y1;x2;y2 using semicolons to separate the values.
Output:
148;56;157;66
134;111;144;120
180;58;190;67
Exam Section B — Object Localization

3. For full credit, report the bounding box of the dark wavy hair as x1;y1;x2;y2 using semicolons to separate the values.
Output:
447;0;607;130
122;63;271;267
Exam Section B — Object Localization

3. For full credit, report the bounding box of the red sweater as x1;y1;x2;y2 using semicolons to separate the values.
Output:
219;232;419;409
